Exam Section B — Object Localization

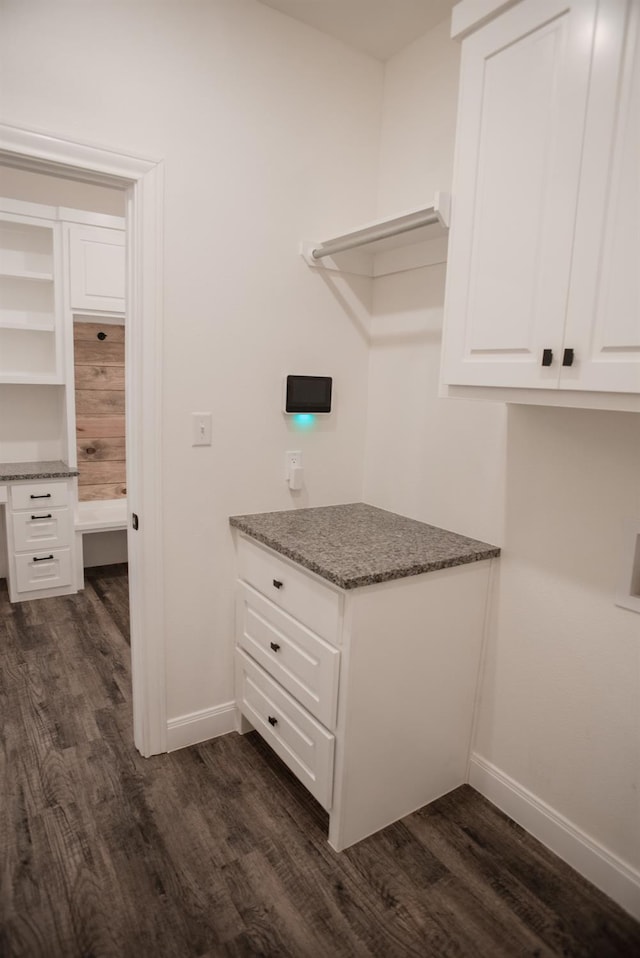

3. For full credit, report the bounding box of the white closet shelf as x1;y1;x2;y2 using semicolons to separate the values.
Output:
0;269;54;283
301;192;450;277
0;373;62;385
0;318;55;332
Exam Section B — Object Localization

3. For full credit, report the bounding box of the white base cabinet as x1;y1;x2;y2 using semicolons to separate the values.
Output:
234;534;494;851
4;478;76;603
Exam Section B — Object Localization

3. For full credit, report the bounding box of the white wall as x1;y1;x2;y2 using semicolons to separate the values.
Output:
475;406;640;867
364;20;505;545
0;384;66;463
365;14;640;902
0;0;383;720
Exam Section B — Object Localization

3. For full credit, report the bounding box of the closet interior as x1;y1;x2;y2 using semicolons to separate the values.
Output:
0;167;128;598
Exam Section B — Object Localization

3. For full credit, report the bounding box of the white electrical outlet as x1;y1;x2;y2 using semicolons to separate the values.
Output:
285;450;302;474
192;412;212;446
285;450;304;490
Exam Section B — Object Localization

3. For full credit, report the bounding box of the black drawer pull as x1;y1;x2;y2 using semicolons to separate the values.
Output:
267;715;278;727
562;347;575;367
33;555;54;562
97;331;107;341
30;493;52;500
272;579;283;590
541;348;553;367
31;514;52;520
269;642;281;653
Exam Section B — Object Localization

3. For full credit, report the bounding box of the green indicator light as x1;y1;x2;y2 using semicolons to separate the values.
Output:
293;413;315;430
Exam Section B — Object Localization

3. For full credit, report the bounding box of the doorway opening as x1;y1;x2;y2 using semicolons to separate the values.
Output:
0;124;166;756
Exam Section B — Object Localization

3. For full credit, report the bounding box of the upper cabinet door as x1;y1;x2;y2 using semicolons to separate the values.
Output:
562;0;640;394
442;0;598;389
68;225;125;313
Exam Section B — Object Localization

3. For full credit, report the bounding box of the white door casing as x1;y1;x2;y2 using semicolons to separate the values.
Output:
0;123;166;757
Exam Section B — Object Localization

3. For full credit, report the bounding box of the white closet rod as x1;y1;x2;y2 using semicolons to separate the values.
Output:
311;210;440;260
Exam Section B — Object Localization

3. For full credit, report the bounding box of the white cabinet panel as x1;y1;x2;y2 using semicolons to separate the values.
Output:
10;480;69;510
236;581;340;729
235;649;335;811
237;535;342;644
443;0;597;389
11;508;71;551
564;0;640;394
68;226;125;313
14;548;72;593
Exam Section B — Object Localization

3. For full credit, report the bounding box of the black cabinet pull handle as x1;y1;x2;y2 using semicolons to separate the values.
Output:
31;514;52;520
272;579;283;590
97;331;107;341
270;642;281;653
541;348;553;367
33;555;54;562
268;715;278;727
562;347;574;367
30;493;51;499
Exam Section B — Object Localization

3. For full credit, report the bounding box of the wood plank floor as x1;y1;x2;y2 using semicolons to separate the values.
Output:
1;566;639;958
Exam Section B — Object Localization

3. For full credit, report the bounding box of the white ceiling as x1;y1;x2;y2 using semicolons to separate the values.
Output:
257;0;457;61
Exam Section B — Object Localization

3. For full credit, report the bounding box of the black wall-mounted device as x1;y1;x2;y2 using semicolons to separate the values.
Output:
284;375;332;414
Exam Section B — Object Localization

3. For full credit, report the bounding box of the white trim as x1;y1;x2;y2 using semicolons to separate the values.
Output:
451;0;520;40
167;702;239;752
469;754;640;920
0;197;125;230
0;123;166;758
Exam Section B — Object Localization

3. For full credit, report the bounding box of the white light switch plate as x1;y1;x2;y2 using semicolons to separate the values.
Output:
192;412;212;446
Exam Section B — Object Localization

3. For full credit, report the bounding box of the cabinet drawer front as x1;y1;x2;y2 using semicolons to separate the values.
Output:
237;536;342;644
11;508;72;551
236;582;340;730
10;480;70;510
235;649;335;810
14;548;72;593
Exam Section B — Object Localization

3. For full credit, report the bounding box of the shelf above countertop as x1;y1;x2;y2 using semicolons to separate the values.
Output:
300;192;450;277
229;502;499;590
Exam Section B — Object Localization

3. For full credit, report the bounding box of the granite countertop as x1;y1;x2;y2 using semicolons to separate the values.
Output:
229;502;500;590
0;460;79;482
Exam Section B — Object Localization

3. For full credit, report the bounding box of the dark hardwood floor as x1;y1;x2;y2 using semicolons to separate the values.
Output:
1;566;639;958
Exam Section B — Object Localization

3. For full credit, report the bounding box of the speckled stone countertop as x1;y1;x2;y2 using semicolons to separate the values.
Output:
0;460;79;481
229;503;500;590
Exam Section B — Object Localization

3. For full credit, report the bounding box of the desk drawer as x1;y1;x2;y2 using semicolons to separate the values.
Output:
236;581;340;729
14;548;72;593
237;536;341;644
12;508;72;552
11;481;70;511
235;648;335;810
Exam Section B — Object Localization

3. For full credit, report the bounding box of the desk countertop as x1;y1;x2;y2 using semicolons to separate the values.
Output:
0;461;79;482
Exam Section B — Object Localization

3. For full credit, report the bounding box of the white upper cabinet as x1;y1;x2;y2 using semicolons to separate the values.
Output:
68;225;125;313
441;0;640;406
563;0;640;394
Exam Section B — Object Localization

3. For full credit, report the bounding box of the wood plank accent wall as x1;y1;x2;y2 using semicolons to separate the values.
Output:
74;321;126;501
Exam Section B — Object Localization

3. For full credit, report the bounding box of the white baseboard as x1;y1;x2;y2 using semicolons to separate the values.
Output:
167;701;238;752
469;754;640;920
